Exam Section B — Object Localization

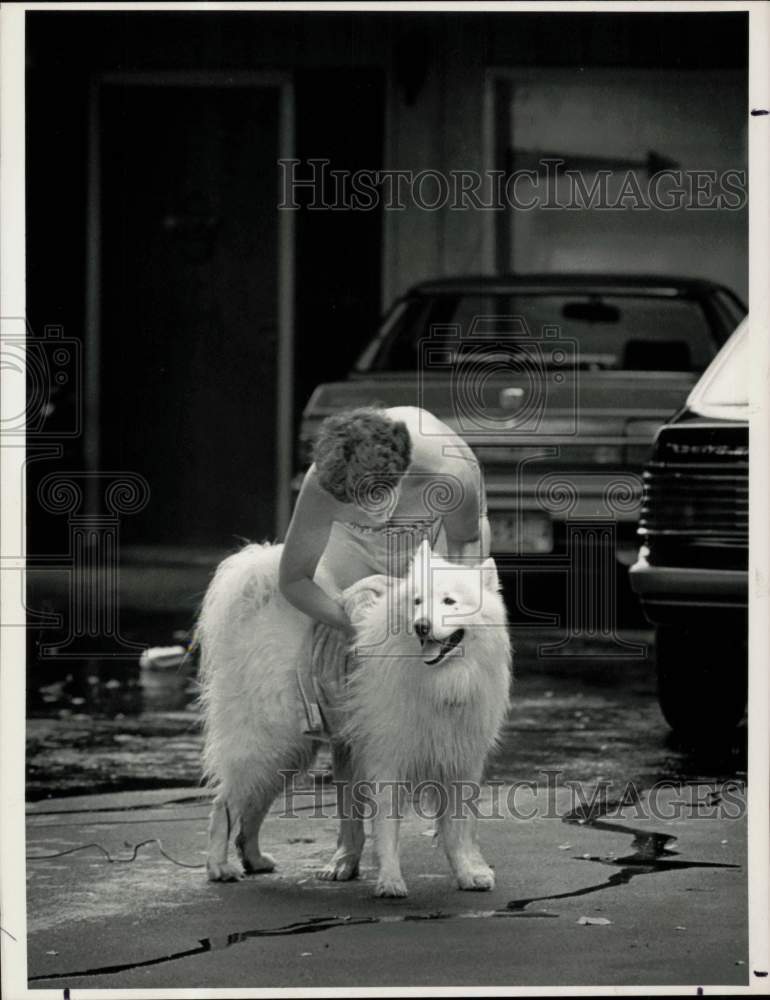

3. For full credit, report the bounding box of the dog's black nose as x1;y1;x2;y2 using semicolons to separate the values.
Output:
414;618;431;639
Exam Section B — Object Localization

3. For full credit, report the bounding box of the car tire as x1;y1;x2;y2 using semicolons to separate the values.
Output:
655;624;747;738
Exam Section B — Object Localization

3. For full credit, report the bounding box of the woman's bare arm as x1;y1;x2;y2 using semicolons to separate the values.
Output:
278;469;352;633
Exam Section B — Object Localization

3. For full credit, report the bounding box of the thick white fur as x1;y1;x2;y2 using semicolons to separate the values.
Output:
197;540;512;895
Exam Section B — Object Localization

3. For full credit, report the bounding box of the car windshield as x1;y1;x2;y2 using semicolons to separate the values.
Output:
362;293;720;373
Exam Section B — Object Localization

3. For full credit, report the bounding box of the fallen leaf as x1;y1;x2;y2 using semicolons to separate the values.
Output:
675;925;686;931
558;844;572;850
45;950;58;956
577;916;612;926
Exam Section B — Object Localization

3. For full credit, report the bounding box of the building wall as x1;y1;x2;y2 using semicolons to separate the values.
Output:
505;70;748;300
384;20;490;304
383;16;748;305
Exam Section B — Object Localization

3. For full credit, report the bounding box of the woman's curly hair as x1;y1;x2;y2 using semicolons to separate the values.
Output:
313;407;412;506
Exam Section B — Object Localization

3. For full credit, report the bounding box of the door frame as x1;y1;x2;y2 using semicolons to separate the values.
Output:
86;70;295;537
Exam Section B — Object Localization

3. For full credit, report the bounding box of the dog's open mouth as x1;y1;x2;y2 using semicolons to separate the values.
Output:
420;628;465;665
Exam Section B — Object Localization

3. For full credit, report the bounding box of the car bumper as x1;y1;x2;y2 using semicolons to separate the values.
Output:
629;549;748;620
487;504;640;565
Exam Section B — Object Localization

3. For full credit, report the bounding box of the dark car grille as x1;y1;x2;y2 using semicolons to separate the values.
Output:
638;420;749;559
638;463;748;543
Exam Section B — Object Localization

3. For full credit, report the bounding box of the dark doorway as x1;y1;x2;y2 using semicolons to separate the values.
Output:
98;81;283;547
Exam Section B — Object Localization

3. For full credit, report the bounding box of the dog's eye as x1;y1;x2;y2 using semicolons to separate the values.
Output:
442;597;456;606
414;597;422;606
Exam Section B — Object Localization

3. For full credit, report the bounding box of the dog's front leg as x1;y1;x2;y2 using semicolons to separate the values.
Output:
439;785;495;891
372;780;407;897
318;742;364;881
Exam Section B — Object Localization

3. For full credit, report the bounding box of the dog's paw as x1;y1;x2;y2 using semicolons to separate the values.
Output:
317;856;359;881
241;851;276;875
235;834;276;874
456;866;495;891
206;860;243;882
374;874;408;898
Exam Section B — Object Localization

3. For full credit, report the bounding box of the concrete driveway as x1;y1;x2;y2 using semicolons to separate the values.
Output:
21;779;748;991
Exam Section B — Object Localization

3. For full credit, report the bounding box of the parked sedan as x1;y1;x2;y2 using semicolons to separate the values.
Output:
629;318;749;736
299;275;745;598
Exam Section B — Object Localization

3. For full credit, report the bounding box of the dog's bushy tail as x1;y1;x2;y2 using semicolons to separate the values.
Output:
196;542;282;778
194;540;318;805
197;542;283;685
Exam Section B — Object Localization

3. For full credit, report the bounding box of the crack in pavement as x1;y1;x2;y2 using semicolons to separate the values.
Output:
28;908;559;982
506;854;739;913
507;796;740;913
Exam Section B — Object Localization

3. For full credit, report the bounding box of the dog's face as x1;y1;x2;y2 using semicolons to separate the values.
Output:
342;542;507;674
407;544;502;667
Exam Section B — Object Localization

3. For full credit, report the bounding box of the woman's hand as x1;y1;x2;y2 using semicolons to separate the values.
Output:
341;574;393;630
281;574;353;632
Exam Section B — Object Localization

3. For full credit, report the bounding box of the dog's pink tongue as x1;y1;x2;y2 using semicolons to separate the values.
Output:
421;640;443;665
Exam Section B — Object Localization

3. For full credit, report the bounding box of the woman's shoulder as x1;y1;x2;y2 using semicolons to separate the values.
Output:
386;406;460;440
385;405;422;426
392;409;477;469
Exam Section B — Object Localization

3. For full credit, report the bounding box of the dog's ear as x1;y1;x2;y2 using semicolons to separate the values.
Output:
409;538;433;596
410;537;433;580
412;538;432;565
479;556;501;594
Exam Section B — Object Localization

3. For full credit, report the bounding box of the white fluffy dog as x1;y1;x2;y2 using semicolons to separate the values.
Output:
197;540;512;897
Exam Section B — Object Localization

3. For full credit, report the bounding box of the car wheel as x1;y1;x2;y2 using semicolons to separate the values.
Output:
655;624;747;738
